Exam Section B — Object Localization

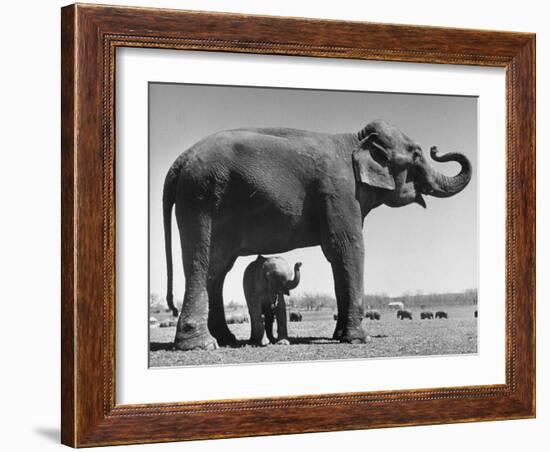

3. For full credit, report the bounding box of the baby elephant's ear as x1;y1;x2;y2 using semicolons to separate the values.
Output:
352;133;395;190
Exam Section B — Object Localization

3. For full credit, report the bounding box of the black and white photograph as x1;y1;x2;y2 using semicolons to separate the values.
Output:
148;83;478;367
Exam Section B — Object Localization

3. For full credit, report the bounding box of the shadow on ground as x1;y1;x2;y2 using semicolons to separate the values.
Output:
150;335;336;351
34;427;59;443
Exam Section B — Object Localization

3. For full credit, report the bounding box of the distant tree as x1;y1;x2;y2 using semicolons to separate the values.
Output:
289;293;336;311
226;300;244;311
388;289;478;308
363;293;390;310
149;293;162;307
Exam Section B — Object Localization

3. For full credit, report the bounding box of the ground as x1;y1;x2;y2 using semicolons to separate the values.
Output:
149;305;477;367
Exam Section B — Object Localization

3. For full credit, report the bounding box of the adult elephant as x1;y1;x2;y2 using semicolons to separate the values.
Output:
163;119;472;350
243;256;301;345
397;309;413;320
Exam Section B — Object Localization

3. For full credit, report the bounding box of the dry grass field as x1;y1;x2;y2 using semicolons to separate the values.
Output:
149;305;477;367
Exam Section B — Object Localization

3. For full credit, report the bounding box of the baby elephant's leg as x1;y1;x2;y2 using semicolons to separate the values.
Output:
275;293;290;345
264;305;276;344
247;293;268;346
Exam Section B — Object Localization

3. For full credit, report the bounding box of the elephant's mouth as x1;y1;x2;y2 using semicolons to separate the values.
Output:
414;180;434;196
414;191;427;208
410;177;431;209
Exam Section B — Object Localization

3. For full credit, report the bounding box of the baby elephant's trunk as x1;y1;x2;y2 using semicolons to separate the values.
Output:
284;262;302;293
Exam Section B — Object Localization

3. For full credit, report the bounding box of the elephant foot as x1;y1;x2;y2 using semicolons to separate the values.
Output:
332;327;344;341
275;338;290;346
249;337;270;347
341;327;366;344
174;322;218;351
214;331;237;347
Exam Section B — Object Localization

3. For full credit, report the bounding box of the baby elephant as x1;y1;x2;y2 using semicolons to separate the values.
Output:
243;255;302;346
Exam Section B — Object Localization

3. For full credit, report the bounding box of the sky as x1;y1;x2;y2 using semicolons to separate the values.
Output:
148;83;478;304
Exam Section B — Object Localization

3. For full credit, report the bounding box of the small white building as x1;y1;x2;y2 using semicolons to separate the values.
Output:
388;301;404;310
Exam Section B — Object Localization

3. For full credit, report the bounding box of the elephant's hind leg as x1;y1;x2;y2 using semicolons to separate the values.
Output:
207;255;238;346
174;212;218;351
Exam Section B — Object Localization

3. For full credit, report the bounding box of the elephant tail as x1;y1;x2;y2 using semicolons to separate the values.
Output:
163;165;179;317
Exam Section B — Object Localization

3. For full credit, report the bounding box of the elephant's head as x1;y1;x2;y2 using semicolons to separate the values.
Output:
352;120;472;208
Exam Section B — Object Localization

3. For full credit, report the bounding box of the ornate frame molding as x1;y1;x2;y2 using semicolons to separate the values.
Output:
61;4;535;447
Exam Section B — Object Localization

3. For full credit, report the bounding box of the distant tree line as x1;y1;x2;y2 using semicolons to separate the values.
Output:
363;289;478;310
289;289;477;311
288;293;335;311
150;288;477;313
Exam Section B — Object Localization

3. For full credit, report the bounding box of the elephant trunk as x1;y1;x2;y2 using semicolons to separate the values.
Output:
425;147;472;198
284;262;302;292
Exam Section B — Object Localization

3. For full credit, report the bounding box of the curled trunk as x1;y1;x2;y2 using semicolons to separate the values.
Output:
284;262;302;292
426;147;472;198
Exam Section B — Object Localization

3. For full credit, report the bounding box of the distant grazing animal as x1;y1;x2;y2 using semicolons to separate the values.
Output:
474;310;478;318
333;313;338;321
159;318;178;328
365;310;381;320
243;255;301;345
289;312;303;322
397;309;413;320
420;311;434;320
435;311;448;319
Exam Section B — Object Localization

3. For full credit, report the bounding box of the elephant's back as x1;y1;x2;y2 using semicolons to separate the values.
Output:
179;128;335;175
175;129;321;209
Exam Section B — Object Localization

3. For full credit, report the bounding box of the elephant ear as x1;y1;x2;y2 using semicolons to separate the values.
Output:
352;133;395;190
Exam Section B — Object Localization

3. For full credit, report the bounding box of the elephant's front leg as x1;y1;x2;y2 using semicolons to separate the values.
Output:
275;293;290;345
320;204;366;344
330;251;366;343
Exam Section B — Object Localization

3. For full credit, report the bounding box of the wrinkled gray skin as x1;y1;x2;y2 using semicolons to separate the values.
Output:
163;119;472;350
243;256;301;346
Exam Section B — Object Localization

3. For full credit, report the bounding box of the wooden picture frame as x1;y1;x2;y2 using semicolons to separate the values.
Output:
61;3;535;447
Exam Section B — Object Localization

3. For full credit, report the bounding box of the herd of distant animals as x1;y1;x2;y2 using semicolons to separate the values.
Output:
329;308;477;322
157;307;475;328
397;309;448;320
